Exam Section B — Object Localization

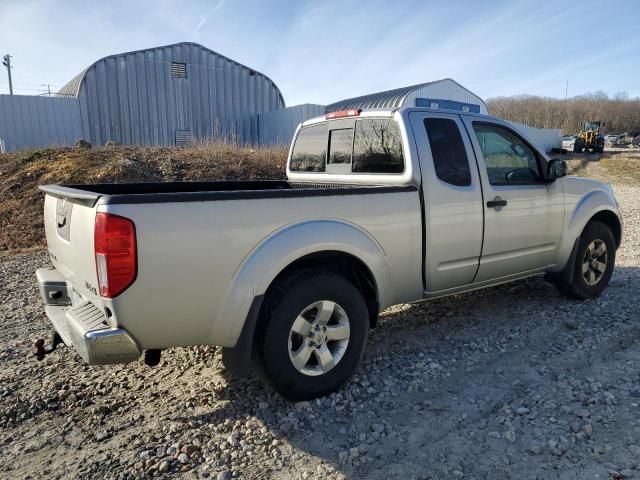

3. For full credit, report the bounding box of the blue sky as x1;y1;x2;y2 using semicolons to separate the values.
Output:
1;0;639;104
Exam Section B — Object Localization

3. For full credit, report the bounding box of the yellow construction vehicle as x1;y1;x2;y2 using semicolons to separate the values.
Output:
573;121;605;153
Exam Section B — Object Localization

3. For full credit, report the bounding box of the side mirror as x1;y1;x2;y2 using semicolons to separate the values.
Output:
547;159;567;180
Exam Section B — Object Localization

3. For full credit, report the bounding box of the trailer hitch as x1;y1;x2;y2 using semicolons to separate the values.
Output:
33;332;64;360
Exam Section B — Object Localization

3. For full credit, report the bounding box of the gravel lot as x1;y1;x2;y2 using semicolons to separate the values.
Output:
1;182;639;480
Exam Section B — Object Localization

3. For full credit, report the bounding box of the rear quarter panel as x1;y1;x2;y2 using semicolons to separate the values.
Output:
101;189;422;349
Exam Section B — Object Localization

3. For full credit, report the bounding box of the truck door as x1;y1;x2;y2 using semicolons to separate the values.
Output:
461;117;564;281
409;112;484;291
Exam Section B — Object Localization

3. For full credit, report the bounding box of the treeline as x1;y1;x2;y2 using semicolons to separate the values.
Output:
487;93;640;134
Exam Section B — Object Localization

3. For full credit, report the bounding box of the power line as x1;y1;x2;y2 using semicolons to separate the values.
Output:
0;81;63;87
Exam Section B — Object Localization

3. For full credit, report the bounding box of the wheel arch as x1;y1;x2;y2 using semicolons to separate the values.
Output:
264;250;380;329
589;210;622;248
553;189;621;272
219;219;391;377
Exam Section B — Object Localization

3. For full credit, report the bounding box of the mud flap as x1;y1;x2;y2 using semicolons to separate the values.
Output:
221;295;264;378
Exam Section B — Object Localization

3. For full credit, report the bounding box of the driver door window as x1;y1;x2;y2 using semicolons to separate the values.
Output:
472;123;541;185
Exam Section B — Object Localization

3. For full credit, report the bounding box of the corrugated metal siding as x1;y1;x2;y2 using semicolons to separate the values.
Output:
75;42;285;146
326;79;489;115
0;95;82;152
257;104;325;145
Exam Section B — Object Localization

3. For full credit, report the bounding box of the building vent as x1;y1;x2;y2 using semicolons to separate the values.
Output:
170;62;187;79
175;129;192;146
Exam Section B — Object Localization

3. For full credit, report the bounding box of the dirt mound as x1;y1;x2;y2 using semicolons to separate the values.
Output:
0;144;287;251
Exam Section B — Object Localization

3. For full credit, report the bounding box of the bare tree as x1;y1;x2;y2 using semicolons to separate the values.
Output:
487;93;640;134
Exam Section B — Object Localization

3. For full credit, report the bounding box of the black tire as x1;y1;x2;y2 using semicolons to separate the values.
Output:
595;145;604;153
252;269;369;400
553;221;616;299
574;138;585;153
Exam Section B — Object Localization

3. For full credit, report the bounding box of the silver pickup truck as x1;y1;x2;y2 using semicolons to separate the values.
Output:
36;107;622;400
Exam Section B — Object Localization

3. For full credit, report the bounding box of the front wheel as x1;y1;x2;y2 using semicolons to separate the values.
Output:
252;270;369;400
553;221;616;299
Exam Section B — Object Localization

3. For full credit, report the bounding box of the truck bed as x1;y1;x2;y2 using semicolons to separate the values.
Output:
40;180;423;351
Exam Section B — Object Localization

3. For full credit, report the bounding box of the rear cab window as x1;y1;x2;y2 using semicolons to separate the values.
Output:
289;124;327;172
290;118;404;174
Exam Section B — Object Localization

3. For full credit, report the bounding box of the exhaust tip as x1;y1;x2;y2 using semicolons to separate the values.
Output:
144;349;161;367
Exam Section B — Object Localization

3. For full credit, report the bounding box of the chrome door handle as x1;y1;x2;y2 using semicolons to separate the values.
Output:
486;196;507;209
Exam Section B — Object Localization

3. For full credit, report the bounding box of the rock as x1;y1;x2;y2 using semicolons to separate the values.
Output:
583;424;593;437
562;319;578;330
216;470;232;480
516;407;530;415
576;409;590;418
75;139;92;149
488;431;501;439
349;447;360;459
629;445;640;457
452;469;464;478
95;431;110;442
177;453;189;464
301;471;311;479
370;423;385;433
338;451;349;465
570;421;581;433
182;444;199;456
280;422;293;434
504;431;516;443
158;461;170;473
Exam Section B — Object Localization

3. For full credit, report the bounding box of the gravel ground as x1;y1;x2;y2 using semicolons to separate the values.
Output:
1;183;639;480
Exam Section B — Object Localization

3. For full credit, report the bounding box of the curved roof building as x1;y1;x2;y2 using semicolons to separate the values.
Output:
325;78;488;115
58;42;285;146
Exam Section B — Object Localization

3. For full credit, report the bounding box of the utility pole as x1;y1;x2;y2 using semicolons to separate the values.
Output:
2;54;13;95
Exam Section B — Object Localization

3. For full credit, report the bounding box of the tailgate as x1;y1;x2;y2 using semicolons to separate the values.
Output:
41;186;102;305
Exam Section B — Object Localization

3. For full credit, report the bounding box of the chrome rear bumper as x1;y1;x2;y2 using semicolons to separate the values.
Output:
36;268;141;365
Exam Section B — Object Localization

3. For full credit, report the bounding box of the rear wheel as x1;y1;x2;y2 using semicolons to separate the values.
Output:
553;221;616;299
252;270;369;400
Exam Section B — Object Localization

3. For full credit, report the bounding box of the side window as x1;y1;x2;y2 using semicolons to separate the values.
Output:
472;123;541;185
290;124;327;172
423;118;471;186
352;119;404;173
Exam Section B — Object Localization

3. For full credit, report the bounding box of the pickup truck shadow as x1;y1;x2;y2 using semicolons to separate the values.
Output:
186;265;640;479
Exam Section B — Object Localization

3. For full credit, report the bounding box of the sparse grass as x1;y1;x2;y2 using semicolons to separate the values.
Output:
0;144;287;251
565;148;640;186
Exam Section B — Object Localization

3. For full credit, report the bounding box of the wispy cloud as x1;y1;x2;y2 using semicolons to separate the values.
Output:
190;16;207;40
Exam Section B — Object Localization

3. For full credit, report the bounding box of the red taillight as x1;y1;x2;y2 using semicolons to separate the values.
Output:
94;212;137;298
325;109;361;120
